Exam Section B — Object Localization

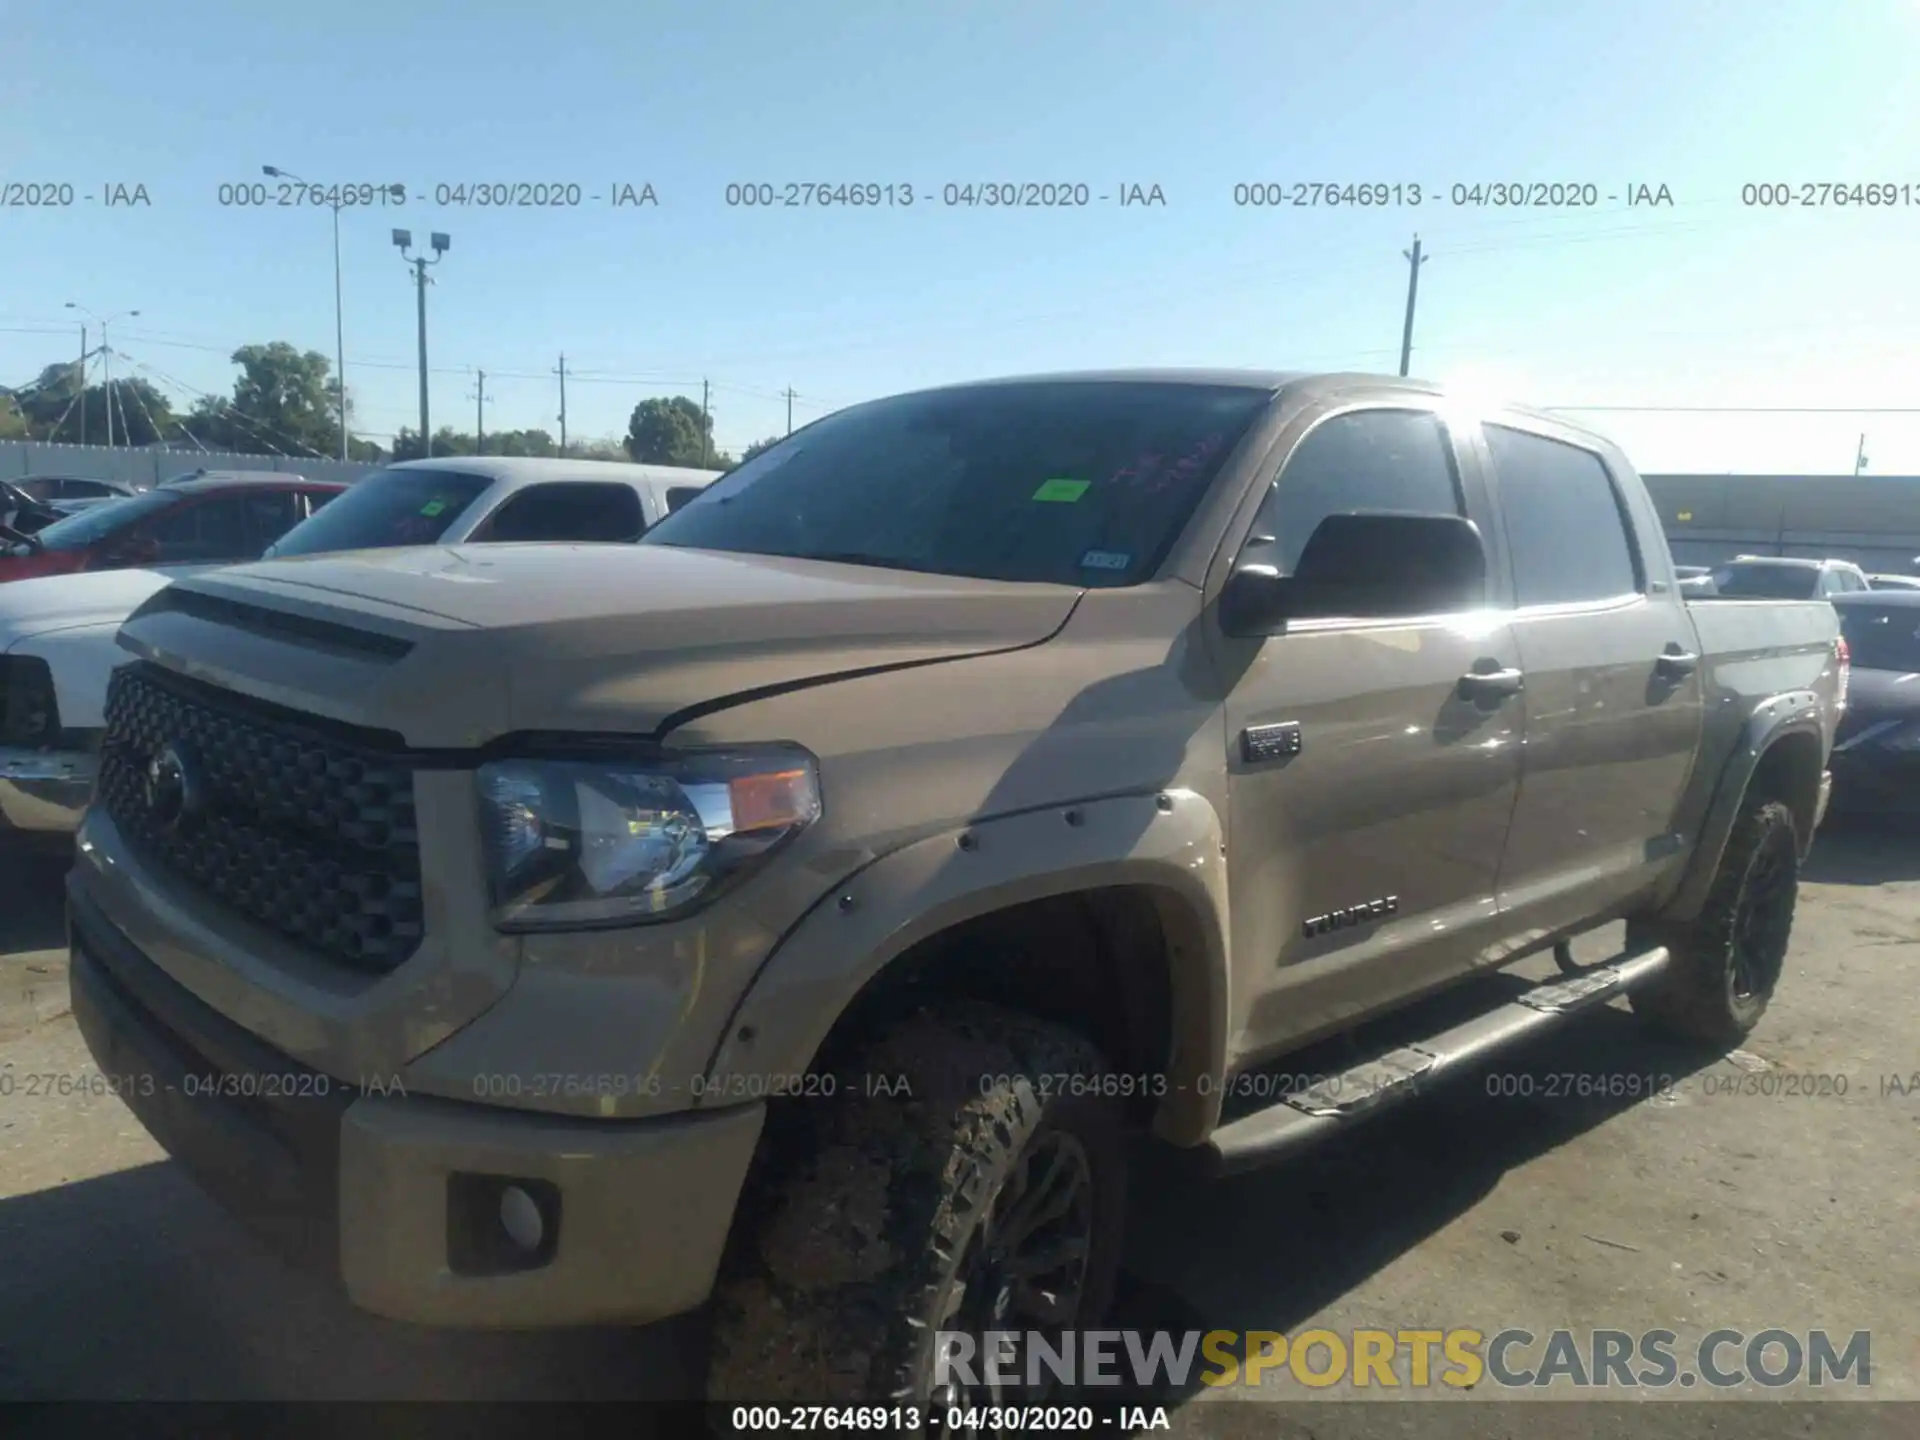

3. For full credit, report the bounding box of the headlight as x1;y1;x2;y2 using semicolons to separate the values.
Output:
476;746;821;931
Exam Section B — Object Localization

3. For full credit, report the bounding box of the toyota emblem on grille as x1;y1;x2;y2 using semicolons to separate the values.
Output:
143;743;205;829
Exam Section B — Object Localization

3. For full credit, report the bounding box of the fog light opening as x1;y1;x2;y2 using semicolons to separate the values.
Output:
499;1183;545;1252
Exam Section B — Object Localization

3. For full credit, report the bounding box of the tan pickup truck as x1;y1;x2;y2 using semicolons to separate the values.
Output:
66;371;1844;1411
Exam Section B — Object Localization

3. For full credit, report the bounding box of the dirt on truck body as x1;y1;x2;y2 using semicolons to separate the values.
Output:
64;370;1843;1416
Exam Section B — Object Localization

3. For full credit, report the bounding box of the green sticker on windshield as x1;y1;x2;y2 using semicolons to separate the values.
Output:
1032;478;1090;503
419;498;447;517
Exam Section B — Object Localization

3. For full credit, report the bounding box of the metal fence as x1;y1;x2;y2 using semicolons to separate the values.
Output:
0;440;381;488
1643;473;1920;575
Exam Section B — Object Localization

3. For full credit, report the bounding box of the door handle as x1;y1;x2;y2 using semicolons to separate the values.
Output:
1457;665;1525;703
1656;649;1699;678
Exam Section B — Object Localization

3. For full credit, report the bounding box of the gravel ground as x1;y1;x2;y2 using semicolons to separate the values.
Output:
2;820;1916;1438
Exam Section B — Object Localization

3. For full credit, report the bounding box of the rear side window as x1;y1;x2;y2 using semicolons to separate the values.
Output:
1486;425;1639;607
665;485;705;513
1838;605;1920;671
480;482;645;543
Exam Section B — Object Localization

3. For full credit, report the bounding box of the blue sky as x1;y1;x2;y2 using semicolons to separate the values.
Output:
6;0;1920;472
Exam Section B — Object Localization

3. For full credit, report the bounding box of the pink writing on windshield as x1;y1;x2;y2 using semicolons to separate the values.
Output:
1110;432;1225;497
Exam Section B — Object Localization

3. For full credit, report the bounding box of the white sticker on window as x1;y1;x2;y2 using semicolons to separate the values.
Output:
1080;549;1131;571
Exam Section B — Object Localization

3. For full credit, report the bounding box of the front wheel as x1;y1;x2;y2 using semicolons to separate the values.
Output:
707;1002;1128;1418
1629;797;1800;1046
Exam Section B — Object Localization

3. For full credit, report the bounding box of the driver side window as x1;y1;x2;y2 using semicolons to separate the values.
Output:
1243;408;1465;575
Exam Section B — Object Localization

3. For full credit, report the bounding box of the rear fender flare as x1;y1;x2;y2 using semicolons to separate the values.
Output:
1662;692;1826;922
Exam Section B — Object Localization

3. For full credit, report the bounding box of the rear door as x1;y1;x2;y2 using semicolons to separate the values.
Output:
1221;400;1527;1060
1478;419;1705;938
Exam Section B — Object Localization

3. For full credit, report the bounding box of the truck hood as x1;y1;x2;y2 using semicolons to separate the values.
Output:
116;543;1082;747
0;566;178;645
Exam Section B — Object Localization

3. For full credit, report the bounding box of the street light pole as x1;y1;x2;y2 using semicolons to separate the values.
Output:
264;166;350;460
392;229;450;456
64;302;140;447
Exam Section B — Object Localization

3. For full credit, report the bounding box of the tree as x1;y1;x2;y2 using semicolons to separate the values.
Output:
489;428;557;457
625;395;713;467
0;394;29;440
193;343;338;457
5;360;177;446
740;435;783;464
389;426;477;461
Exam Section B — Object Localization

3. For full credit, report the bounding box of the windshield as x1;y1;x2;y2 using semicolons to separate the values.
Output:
639;381;1272;586
265;469;492;558
1839;606;1920;672
27;489;180;551
1710;563;1820;599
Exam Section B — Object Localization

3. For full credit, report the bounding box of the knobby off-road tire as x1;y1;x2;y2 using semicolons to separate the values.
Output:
706;1001;1128;1417
1629;797;1800;1046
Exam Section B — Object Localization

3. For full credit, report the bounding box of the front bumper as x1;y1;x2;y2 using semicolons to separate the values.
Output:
0;746;95;838
67;882;765;1329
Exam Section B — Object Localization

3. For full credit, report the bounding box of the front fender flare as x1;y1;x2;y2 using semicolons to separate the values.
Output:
700;788;1231;1146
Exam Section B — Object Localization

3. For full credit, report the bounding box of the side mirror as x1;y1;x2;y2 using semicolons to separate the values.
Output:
1221;511;1488;635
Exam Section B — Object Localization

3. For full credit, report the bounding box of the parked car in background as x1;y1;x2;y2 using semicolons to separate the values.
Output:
0;457;720;848
1867;573;1920;591
1674;563;1718;596
0;474;344;585
153;467;294;489
261;455;723;560
1829;590;1920;814
12;475;142;504
1706;555;1871;601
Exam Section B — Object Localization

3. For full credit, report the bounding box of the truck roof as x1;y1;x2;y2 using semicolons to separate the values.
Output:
897;368;1610;447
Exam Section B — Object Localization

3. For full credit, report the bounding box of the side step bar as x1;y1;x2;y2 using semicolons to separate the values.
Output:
1200;946;1672;1176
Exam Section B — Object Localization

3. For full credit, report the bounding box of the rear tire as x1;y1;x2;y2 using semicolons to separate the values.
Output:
1629;798;1800;1046
707;1001;1127;1417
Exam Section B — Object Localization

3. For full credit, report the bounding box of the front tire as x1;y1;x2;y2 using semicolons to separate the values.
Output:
1629;797;1800;1046
707;1002;1127;1415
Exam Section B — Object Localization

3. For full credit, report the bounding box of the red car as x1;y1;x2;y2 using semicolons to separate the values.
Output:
0;474;346;583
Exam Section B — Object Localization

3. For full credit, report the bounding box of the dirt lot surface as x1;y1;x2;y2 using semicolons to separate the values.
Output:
3;820;1916;1438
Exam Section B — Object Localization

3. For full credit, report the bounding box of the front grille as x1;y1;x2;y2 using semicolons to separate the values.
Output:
97;661;423;973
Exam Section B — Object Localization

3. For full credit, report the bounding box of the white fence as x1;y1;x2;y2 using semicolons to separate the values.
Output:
0;440;381;488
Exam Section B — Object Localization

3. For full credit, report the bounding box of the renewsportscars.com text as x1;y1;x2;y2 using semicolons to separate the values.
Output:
934;1327;1872;1391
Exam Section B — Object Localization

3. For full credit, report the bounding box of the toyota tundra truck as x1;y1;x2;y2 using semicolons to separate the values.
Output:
65;371;1844;1410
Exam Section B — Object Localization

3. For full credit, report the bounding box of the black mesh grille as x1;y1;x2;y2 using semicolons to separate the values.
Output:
97;662;423;973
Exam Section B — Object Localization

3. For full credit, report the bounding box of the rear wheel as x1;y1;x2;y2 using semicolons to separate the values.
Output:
1629;798;1799;1045
707;1002;1127;1420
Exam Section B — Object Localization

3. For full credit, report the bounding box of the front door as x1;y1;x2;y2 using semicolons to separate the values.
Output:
1221;402;1525;1064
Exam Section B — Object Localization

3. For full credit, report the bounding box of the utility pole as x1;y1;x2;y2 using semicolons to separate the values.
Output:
1398;235;1426;378
76;326;86;446
473;369;487;454
263;167;352;460
1854;433;1869;476
784;386;795;436
556;353;568;454
701;378;711;466
392;230;450;456
63;304;139;448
